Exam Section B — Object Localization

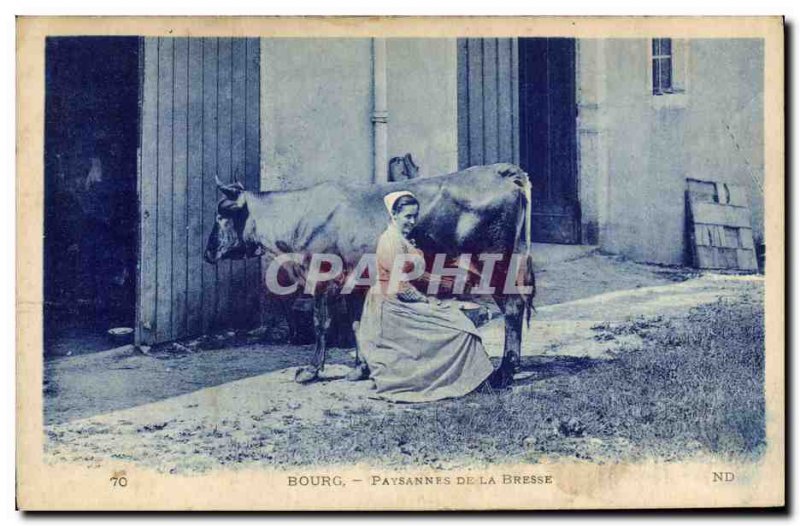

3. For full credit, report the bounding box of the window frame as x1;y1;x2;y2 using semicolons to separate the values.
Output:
651;38;674;95
647;38;690;109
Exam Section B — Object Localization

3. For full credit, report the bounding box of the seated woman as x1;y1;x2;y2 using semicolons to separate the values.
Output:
356;191;495;403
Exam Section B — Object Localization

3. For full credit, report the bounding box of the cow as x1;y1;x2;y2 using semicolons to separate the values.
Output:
204;163;536;388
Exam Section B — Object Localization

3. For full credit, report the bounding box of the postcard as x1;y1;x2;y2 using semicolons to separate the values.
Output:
16;16;784;510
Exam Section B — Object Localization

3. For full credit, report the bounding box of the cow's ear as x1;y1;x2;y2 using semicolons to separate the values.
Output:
216;175;245;200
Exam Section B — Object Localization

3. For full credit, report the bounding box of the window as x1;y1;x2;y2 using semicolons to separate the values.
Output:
652;38;673;95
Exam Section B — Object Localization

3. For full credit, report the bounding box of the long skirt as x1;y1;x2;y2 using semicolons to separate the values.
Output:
357;291;494;403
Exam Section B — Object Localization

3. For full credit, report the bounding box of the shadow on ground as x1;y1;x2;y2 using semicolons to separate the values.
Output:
44;343;355;425
512;355;602;385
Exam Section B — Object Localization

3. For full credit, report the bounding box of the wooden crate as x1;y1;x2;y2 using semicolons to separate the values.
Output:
686;178;757;272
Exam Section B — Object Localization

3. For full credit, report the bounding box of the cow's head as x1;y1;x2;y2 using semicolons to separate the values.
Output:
204;177;263;264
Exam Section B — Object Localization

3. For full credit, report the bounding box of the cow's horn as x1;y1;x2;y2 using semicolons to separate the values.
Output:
215;174;225;188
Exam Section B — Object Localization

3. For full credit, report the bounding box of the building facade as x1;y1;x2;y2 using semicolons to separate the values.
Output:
577;38;764;265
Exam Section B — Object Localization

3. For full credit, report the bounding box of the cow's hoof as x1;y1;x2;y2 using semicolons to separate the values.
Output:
346;364;370;382
294;366;320;384
505;354;521;374
489;362;515;389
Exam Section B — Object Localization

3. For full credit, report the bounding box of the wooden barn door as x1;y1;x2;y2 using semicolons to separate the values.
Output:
137;37;262;346
517;38;579;244
458;38;580;244
457;38;520;169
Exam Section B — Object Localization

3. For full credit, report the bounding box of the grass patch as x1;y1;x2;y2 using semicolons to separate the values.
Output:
268;295;765;466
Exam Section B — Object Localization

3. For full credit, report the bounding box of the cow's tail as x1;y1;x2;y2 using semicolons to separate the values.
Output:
520;172;536;327
498;163;536;326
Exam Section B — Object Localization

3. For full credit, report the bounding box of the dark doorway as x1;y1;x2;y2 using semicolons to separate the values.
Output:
44;37;140;357
518;38;580;244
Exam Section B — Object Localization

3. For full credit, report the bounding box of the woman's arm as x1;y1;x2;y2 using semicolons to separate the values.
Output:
376;231;442;303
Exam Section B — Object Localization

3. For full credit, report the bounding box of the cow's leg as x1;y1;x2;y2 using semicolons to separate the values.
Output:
492;293;524;388
345;293;369;381
311;292;331;370
295;292;331;384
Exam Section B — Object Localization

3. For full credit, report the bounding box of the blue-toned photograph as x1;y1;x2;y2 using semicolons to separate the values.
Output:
43;36;766;474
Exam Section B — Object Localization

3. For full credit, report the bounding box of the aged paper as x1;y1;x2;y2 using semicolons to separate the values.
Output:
17;16;784;510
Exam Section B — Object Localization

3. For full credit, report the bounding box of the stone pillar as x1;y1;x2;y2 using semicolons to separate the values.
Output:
576;39;609;246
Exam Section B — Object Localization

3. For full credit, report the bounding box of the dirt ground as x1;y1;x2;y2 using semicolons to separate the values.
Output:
43;249;764;471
